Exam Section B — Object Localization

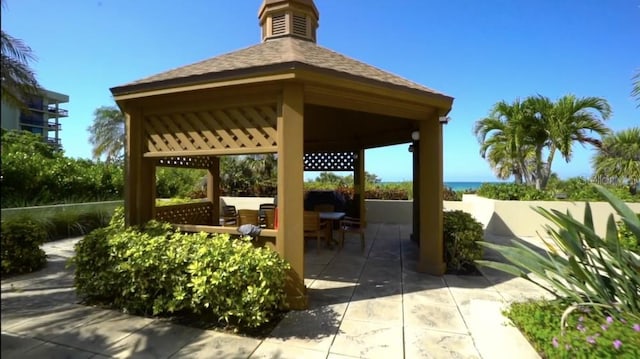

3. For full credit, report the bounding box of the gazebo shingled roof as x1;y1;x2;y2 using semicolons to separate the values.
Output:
111;0;453;310
111;37;448;99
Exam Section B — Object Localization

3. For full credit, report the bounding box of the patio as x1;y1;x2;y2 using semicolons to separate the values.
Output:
1;224;549;358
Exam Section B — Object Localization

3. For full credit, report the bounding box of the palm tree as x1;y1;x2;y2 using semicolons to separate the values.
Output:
87;106;125;163
526;94;611;189
474;99;534;184
633;69;640;107
592;127;640;195
0;1;40;109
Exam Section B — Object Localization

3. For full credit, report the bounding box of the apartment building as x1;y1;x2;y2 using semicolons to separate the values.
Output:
1;89;69;147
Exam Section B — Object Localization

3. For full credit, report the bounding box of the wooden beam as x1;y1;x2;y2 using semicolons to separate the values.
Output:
277;83;307;309
143;147;278;157
175;224;278;237
124;108;142;226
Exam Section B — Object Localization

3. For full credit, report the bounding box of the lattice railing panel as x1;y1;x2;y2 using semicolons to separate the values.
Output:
155;202;214;225
304;152;356;171
156;156;216;169
144;104;277;154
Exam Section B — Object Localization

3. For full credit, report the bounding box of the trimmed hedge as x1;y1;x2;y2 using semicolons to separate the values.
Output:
1;217;47;275
72;209;290;331
443;210;484;273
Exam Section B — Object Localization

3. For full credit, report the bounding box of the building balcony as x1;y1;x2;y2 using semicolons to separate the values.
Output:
48;121;61;130
47;106;69;117
20;118;46;127
46;137;61;146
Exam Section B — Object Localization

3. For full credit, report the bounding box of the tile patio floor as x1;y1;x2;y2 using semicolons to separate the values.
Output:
1;224;552;358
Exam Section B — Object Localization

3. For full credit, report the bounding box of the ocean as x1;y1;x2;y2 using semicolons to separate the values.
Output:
444;182;484;191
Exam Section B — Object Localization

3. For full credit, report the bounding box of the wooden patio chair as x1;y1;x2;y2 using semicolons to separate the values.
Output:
263;208;276;229
304;210;329;253
339;216;365;253
221;205;238;226
258;203;276;228
237;209;259;226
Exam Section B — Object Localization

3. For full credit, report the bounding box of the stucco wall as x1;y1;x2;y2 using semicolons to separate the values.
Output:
363;196;640;238
220;196;275;211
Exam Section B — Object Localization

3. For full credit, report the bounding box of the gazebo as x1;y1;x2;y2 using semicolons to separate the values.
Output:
110;0;453;309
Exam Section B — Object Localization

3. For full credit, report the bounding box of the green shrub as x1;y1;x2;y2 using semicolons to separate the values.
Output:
477;183;553;200
443;210;484;273
618;214;640;254
1;217;47;275
72;218;290;330
443;187;462;201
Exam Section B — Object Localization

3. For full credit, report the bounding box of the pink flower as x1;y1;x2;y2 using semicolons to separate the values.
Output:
577;323;586;332
586;336;596;344
552;337;559;348
601;324;608;331
633;323;640;332
613;340;622;350
606;316;614;324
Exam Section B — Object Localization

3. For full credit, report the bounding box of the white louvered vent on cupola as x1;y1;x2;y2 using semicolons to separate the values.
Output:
259;0;319;43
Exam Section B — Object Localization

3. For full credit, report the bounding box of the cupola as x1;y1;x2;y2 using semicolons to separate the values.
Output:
258;0;319;42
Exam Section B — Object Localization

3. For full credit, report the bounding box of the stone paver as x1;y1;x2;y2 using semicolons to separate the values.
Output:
1;229;547;358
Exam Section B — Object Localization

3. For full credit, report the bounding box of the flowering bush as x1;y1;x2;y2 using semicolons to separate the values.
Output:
507;301;640;358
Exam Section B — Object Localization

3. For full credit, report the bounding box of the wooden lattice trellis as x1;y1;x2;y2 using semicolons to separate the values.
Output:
156;156;217;169
304;152;356;171
143;104;277;155
155;202;214;225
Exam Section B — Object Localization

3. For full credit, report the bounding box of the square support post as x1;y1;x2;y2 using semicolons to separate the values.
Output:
417;116;446;274
208;157;221;225
276;83;307;309
353;149;366;224
124;107;154;226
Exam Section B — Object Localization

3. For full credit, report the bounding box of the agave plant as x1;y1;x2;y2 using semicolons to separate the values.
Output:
476;185;640;324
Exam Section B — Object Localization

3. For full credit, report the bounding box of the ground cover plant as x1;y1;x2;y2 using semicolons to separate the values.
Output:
476;185;640;358
71;207;290;334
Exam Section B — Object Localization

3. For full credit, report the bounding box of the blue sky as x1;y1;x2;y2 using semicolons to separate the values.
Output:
2;0;638;182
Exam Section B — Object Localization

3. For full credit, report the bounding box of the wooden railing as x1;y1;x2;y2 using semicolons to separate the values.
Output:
155;202;214;225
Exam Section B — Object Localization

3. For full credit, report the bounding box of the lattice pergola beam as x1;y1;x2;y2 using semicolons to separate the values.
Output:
155;156;219;169
303;151;356;171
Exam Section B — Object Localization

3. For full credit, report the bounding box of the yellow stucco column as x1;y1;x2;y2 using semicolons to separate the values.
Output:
276;83;307;309
208;157;221;225
418;116;446;274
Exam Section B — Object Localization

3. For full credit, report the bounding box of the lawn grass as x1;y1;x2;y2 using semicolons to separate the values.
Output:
505;299;640;358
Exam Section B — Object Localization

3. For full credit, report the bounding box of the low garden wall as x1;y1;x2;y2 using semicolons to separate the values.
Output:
366;196;640;238
1;200;124;220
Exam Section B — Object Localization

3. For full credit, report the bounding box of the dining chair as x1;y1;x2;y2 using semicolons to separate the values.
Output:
237;209;259;226
221;205;238;226
263;208;276;229
303;210;328;253
258;203;276;228
339;216;365;253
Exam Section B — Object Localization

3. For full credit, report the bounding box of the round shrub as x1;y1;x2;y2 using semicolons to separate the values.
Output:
1;217;48;275
443;210;484;273
72;219;290;330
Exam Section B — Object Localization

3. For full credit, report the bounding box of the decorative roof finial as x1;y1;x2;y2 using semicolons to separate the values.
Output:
258;0;319;43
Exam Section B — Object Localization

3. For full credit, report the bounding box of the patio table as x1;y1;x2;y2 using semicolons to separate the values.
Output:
319;211;346;246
